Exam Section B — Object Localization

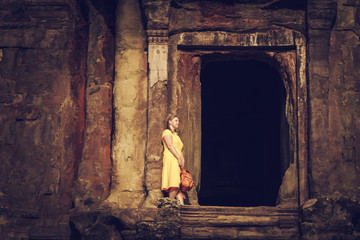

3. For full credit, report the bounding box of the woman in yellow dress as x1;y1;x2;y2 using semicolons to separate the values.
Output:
161;114;185;205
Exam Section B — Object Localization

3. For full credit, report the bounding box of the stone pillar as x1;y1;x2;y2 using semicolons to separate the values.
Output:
307;0;335;198
142;0;170;207
294;33;308;205
307;0;360;200
106;0;147;208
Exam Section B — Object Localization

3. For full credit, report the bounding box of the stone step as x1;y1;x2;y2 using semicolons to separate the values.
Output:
180;205;299;239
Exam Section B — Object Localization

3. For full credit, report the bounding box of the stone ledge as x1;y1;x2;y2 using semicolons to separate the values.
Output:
69;198;182;239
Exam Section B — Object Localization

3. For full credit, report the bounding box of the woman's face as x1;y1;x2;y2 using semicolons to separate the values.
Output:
169;117;180;130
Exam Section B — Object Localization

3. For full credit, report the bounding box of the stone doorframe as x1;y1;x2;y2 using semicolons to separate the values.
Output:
166;29;308;206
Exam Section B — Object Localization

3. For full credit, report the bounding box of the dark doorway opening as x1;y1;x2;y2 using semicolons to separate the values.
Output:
198;58;289;207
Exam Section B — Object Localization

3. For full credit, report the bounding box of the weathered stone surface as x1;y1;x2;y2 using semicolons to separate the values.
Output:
181;205;298;239
136;221;181;240
0;0;88;237
308;0;360;202
74;0;114;208
168;48;202;203
157;198;181;219
144;79;168;207
70;212;124;240
277;162;298;205
107;0;148;208
28;225;70;240
169;1;305;34
308;0;337;30
177;29;297;47
144;8;169;207
143;0;170;30
1;0;360;239
301;197;360;239
69;205;181;240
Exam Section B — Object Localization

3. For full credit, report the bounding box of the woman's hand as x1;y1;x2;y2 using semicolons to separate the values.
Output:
179;157;185;168
179;151;185;168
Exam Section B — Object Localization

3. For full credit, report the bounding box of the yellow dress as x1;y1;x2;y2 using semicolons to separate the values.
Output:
161;129;183;192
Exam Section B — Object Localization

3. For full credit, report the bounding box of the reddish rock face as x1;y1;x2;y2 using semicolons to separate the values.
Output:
74;0;114;207
58;3;87;210
0;0;88;229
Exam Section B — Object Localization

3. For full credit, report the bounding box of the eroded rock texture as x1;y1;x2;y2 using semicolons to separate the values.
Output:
0;0;115;238
301;198;360;239
0;0;88;237
74;0;115;209
70;198;181;240
169;0;306;34
301;0;360;238
107;0;148;208
308;0;360;200
0;0;360;239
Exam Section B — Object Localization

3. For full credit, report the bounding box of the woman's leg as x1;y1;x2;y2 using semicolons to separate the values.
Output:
176;192;184;205
169;188;184;205
169;188;178;199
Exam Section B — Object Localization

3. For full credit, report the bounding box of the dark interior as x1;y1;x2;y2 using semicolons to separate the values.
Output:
198;58;289;207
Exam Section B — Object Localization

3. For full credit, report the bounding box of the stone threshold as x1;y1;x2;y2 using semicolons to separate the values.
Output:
180;205;299;239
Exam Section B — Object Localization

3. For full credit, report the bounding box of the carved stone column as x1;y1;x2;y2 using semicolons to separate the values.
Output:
143;0;170;88
143;0;170;207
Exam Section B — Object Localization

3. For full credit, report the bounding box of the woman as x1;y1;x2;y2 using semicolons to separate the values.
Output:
161;114;185;205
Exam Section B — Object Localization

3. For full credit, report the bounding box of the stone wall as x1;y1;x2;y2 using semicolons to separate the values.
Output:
0;0;115;238
0;0;360;239
0;0;87;235
300;0;360;239
307;0;360;201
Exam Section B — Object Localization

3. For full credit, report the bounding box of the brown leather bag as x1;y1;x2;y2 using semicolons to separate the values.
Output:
180;167;194;192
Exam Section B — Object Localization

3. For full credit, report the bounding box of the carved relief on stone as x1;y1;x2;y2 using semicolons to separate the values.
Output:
147;29;169;44
143;0;170;87
147;30;169;88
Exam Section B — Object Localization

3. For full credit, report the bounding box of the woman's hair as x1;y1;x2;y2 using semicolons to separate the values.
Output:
166;114;178;130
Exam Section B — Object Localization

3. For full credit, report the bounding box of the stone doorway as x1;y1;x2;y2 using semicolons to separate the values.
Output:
198;58;289;207
169;30;308;207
